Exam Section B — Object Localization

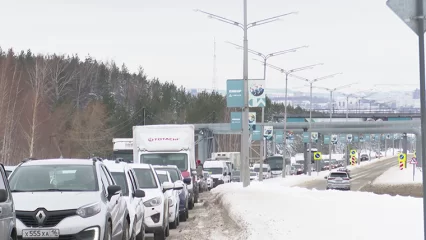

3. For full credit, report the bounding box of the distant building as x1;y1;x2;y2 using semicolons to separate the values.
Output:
413;89;420;99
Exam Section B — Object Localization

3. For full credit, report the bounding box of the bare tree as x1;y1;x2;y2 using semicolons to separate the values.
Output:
47;55;77;104
24;55;49;157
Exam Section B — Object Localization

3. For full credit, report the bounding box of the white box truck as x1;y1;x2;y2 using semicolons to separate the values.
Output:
211;152;240;170
133;124;198;207
112;138;134;163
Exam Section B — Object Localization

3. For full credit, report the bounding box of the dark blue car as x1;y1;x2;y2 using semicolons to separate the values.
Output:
152;165;190;221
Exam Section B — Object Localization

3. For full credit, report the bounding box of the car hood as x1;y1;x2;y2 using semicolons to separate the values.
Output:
13;191;101;211
140;188;163;201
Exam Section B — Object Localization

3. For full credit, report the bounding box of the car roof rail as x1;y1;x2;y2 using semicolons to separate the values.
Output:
22;157;37;163
91;157;103;163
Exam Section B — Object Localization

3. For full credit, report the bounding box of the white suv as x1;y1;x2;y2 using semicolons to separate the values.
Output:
155;170;183;229
8;158;128;240
104;160;146;240
130;163;182;240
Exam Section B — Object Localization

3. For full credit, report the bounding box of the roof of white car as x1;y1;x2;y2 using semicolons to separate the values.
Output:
103;160;129;172
129;163;151;169
4;166;16;170
152;165;179;169
20;159;94;166
155;170;168;175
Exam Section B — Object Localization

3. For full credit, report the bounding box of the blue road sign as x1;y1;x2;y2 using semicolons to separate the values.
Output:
399;154;404;160
315;153;320;158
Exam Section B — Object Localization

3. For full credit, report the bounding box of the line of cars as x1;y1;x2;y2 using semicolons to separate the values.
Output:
0;157;200;240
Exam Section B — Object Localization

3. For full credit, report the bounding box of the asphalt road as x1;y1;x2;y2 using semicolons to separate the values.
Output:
297;156;399;191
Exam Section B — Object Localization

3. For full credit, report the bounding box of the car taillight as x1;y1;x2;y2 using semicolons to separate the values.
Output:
343;177;350;180
182;171;190;178
328;177;335;180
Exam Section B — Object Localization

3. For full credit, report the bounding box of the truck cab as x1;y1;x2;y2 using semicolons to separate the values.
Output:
203;160;230;187
133;124;198;209
112;138;134;163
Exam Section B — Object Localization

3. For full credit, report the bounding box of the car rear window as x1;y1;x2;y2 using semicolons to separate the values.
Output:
329;172;348;178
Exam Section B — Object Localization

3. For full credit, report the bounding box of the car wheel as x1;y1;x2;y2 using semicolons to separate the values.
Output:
170;212;178;229
136;221;145;240
104;222;112;240
122;218;130;240
188;198;194;210
165;222;170;237
153;229;165;240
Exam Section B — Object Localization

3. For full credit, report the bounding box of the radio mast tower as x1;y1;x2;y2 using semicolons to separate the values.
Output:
212;37;217;91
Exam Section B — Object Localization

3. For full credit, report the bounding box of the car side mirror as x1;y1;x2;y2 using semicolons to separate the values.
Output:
162;181;174;193
134;189;145;198
0;189;7;202
107;185;121;200
223;172;227;176
324;176;328;179
173;182;184;190
183;178;191;185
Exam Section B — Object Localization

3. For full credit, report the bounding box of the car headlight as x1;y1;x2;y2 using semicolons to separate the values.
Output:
76;202;101;218
144;197;162;207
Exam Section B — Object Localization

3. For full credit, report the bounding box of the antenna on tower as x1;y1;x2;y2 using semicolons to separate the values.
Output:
212;37;217;92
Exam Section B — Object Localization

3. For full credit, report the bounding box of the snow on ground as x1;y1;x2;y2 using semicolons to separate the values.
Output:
346;153;396;170
373;164;422;185
212;182;423;240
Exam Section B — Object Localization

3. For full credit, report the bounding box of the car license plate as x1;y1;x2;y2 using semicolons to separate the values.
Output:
22;229;60;239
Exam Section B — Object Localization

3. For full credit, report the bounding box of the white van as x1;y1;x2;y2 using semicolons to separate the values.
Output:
203;161;230;187
253;163;272;179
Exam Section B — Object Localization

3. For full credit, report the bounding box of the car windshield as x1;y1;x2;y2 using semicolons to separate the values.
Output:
110;172;129;196
113;150;133;163
133;168;158;188
9;164;98;192
253;168;268;172
232;171;240;176
156;168;180;182
141;153;188;171
330;172;348;178
204;168;223;174
157;173;169;183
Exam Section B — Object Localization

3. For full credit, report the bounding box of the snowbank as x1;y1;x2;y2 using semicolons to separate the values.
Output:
374;164;422;185
212;182;423;240
346;153;397;171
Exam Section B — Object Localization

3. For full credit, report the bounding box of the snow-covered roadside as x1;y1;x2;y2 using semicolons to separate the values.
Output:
261;153;399;187
212;181;423;240
373;164;422;185
346;152;398;171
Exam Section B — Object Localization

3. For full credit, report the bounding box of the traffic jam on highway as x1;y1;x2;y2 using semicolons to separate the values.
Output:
0;124;224;240
0;124;400;240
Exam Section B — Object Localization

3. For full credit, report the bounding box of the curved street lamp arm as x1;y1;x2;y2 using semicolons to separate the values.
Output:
194;9;244;29
264;62;286;73
247;12;298;29
313;72;343;82
289;63;324;73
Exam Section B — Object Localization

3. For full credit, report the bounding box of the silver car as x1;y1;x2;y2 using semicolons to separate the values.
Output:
325;171;351;190
0;163;16;240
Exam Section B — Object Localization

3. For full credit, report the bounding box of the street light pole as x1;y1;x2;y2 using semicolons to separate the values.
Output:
291;73;343;175
313;83;357;165
227;42;308;182
195;3;298;187
263;62;324;178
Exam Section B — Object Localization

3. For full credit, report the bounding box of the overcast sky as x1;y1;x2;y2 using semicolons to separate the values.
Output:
0;0;421;94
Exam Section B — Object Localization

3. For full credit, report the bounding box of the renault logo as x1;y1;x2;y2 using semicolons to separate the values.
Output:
36;210;46;225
